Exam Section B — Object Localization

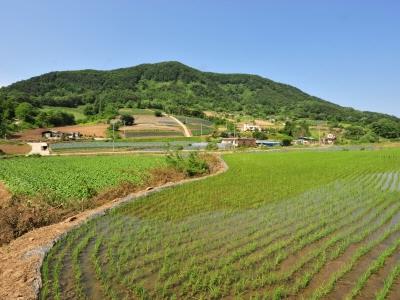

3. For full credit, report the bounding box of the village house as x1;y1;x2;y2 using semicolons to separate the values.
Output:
242;123;262;132
41;130;81;141
322;133;337;145
293;136;318;145
221;137;257;148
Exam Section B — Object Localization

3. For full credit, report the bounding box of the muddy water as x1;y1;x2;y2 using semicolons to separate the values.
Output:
80;238;105;299
298;204;400;299
356;250;400;299
325;231;400;300
388;277;400;300
58;231;90;300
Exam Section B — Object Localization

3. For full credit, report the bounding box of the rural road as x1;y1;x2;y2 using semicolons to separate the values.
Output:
168;115;192;137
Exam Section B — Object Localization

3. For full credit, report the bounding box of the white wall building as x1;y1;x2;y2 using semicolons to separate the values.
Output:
242;123;262;132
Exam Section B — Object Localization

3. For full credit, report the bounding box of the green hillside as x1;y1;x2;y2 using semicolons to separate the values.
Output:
0;61;399;138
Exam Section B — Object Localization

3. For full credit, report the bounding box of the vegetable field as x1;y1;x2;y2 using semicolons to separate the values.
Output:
0;155;164;205
40;149;400;299
176;116;214;136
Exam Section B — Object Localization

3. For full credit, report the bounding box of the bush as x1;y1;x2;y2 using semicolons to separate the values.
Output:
121;114;135;126
344;126;366;140
154;111;163;117
252;130;268;140
206;142;218;150
359;133;379;143
281;138;292;146
166;151;209;177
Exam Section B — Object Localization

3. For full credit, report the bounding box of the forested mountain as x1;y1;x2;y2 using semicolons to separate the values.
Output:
0;61;399;135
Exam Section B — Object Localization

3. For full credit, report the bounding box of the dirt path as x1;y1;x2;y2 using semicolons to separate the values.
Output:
168;115;192;137
0;157;228;300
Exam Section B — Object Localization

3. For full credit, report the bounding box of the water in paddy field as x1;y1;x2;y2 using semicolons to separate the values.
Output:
39;170;400;299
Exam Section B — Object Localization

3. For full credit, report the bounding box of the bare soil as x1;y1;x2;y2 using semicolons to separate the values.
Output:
120;114;184;133
12;124;108;140
0;143;31;155
0;155;227;300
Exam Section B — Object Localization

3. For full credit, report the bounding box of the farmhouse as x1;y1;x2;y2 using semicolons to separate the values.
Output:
322;133;337;145
221;137;257;147
293;136;317;145
242;123;262;132
41;130;81;140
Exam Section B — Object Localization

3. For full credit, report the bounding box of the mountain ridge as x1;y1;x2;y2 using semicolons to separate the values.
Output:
1;61;399;125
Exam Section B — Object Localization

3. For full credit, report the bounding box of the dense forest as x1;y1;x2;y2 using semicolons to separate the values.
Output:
0;61;399;138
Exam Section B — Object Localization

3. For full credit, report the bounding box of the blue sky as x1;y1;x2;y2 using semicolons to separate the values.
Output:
0;0;399;116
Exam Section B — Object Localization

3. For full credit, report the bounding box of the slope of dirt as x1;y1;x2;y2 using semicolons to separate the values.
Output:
0;143;31;155
0;182;11;204
0;156;227;300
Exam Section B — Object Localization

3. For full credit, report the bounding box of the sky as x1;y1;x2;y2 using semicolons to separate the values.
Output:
0;0;399;117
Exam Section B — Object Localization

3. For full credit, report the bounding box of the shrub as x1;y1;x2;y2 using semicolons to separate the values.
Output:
121;114;135;126
166;151;209;177
281;138;292;146
206;142;218;150
154;111;163;117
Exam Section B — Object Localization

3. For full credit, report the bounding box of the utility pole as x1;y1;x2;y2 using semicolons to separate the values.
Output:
123;121;126;138
112;122;115;152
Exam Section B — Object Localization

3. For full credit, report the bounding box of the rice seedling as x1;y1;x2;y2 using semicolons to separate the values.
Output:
40;149;400;299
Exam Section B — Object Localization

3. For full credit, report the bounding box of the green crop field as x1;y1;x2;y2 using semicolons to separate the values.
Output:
176;115;214;136
0;155;164;206
40;149;400;299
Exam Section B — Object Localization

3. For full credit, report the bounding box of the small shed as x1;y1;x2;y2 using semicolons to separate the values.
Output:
256;140;281;147
221;138;257;147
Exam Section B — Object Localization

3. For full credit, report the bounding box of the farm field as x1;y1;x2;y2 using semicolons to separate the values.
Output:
175;115;214;136
13;124;109;140
123;130;184;138
40;149;400;299
0;155;165;206
50;141;192;152
120;114;185;138
0;141;31;155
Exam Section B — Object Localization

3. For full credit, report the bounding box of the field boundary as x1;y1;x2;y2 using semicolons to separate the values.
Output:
0;156;228;300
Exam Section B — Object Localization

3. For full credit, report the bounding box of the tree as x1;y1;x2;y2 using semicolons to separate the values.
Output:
120;114;135;126
15;102;36;123
281;138;292;146
83;104;96;116
344;126;366;140
252;130;268;140
370;119;399;139
35;111;75;127
283;121;296;137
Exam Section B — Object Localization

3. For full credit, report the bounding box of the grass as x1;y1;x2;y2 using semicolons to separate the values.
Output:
40;148;400;299
118;108;154;115
41;105;86;120
0;154;165;205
